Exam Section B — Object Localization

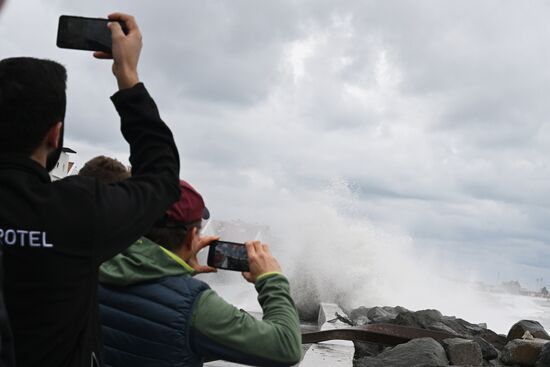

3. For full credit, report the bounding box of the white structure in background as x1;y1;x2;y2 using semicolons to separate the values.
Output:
49;147;77;181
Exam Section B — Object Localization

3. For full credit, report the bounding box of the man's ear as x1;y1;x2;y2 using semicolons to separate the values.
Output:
190;227;199;242
184;227;199;250
46;122;63;149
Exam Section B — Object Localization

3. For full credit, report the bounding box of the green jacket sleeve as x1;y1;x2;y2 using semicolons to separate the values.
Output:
190;274;302;366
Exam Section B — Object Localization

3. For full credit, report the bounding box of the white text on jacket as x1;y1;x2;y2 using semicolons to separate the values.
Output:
0;229;54;248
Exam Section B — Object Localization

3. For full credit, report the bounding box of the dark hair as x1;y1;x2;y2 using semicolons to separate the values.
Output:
78;156;130;183
77;154;200;251
145;220;201;252
0;57;67;155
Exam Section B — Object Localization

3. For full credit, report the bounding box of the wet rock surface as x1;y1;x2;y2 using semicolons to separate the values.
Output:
352;341;385;359
354;337;449;367
500;338;549;366
474;335;500;360
442;337;483;366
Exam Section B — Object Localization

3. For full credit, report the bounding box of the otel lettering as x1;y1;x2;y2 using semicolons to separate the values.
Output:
0;228;54;248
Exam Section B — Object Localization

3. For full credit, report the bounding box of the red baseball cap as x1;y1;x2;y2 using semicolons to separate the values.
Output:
164;180;210;226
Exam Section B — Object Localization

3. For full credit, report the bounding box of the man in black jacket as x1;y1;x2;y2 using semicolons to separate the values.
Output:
0;13;180;367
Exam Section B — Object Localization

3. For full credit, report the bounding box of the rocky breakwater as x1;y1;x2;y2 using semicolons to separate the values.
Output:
344;306;550;366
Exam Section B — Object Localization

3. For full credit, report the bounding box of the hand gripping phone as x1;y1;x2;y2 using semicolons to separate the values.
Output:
56;15;128;53
207;240;249;272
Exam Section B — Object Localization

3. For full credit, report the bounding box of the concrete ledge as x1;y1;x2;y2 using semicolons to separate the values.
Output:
299;343;355;367
300;303;355;366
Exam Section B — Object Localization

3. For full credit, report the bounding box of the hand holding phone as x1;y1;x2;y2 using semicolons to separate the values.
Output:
95;13;142;90
207;240;282;283
57;13;142;90
187;235;218;274
57;15;128;53
242;241;282;283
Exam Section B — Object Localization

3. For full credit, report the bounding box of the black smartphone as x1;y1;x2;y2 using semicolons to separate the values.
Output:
207;240;249;272
56;15;127;53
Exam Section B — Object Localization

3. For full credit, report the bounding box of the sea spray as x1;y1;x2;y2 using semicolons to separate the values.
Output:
200;179;550;334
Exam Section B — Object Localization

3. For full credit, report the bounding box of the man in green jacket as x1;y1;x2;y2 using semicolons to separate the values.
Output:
80;157;302;366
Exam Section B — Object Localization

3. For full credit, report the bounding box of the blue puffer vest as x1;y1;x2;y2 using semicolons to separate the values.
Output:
99;275;210;367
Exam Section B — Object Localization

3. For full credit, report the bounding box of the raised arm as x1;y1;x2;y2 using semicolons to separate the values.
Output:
91;13;180;263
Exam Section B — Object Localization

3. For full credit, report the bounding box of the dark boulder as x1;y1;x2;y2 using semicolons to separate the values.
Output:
474;336;500;360
441;316;485;335
354;337;449;367
353;341;386;359
349;305;410;326
478;329;508;352
393;309;444;329
500;338;549;366
428;321;459;335
507;320;550;342
442;337;483;366
349;306;370;326
367;306;400;323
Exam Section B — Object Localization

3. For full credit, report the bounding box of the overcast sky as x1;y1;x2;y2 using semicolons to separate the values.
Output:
1;0;550;289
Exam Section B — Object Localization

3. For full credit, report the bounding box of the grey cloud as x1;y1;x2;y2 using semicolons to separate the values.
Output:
2;0;550;286
135;0;303;105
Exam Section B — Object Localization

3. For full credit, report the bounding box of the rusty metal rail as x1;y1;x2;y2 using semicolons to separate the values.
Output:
302;323;466;346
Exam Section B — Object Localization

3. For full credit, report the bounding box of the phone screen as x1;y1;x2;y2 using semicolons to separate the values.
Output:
207;240;249;272
57;16;123;53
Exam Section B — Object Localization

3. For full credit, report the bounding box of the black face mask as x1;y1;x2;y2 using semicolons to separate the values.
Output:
46;123;64;172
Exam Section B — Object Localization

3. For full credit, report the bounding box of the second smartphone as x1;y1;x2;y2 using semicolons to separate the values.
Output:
207;240;249;272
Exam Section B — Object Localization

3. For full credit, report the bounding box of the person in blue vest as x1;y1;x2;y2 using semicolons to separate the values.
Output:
79;156;302;367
